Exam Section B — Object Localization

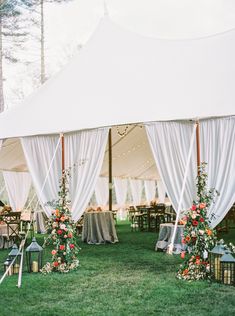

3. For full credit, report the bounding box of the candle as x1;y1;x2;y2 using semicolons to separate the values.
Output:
223;269;231;285
214;258;220;280
8;266;13;276
32;261;39;273
13;263;20;274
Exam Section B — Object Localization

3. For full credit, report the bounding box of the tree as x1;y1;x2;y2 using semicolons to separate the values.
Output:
0;0;34;112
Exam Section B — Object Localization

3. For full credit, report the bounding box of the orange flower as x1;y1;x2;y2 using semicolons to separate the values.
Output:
199;203;206;209
195;259;201;265
60;216;65;222
206;229;212;236
183;269;189;275
55;209;60;217
185;236;191;242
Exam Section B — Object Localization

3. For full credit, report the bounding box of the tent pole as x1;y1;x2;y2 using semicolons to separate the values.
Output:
61;133;65;173
196;121;201;175
61;133;65;207
108;128;112;211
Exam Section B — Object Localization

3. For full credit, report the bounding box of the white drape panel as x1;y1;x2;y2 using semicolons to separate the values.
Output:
157;179;166;203
3;171;32;211
144;180;156;204
94;177;109;207
114;177;128;220
145;122;197;212
21;135;61;217
65;128;109;222
200;117;235;228
130;179;143;206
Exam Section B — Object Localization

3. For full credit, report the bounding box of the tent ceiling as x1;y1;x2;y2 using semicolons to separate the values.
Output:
0;126;160;180
0;138;27;172
100;125;159;180
0;16;235;139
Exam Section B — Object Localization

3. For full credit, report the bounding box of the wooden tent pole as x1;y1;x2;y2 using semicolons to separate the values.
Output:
196;121;201;175
108;128;112;211
61;133;65;173
61;133;65;207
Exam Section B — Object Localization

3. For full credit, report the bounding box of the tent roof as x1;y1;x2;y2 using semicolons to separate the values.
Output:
0;16;235;139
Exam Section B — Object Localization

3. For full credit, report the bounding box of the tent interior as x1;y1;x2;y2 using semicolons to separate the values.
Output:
0;124;159;181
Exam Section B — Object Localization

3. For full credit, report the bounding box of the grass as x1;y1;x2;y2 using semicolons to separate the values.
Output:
0;222;235;316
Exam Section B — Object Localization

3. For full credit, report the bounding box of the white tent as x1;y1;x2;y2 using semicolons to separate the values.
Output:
0;13;234;226
0;16;235;139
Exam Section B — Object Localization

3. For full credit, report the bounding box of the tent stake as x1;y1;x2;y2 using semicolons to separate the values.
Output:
109;128;112;211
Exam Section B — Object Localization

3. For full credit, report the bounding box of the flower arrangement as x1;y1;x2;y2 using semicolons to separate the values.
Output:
41;169;80;274
177;163;218;281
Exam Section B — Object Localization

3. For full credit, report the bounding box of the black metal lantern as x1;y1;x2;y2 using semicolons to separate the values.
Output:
26;237;43;273
209;244;226;281
220;252;235;286
8;244;21;274
3;257;14;276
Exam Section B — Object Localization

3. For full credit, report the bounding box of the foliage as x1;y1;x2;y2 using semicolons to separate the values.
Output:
177;163;218;281
41;169;80;274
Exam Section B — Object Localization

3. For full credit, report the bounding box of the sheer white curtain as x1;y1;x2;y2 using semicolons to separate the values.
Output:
130;178;143;206
145;122;197;213
114;177;128;220
21;135;61;217
144;180;156;204
65;128;109;222
3;171;32;211
157;179;166;203
94;177;109;207
200;117;235;228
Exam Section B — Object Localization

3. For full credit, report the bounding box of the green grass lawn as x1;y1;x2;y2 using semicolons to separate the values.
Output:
0;222;235;316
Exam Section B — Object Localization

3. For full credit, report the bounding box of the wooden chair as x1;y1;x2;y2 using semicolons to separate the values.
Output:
147;204;166;232
76;215;84;236
1;212;21;248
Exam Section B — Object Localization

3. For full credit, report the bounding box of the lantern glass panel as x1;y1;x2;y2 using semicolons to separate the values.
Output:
8;244;21;268
220;253;235;286
3;257;13;276
209;245;226;281
26;237;43;273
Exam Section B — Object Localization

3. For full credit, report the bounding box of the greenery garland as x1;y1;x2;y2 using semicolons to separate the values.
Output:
41;169;80;274
177;163;218;280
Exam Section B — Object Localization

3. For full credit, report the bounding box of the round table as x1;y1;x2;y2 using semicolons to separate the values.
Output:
82;211;118;244
155;223;186;254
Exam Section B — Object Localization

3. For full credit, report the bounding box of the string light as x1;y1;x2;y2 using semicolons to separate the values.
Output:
116;125;129;137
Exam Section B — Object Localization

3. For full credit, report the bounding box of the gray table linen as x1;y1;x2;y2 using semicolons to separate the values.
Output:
155;223;185;254
82;211;119;244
